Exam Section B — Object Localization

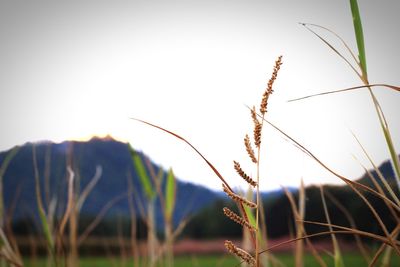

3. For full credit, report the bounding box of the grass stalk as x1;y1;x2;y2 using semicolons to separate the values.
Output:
126;173;140;267
319;186;345;267
261;117;400;255
32;145;57;266
164;168;176;267
301;0;400;192
282;187;327;267
324;190;371;263
0;146;19;229
295;180;305;267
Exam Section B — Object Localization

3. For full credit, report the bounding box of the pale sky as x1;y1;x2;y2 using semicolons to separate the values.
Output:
0;0;399;191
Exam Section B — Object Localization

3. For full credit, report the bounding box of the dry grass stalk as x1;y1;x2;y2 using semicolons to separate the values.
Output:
282;186;327;267
254;56;283;266
222;184;256;208
223;207;256;232
224;240;256;267
324;189;371;263
234;161;257;187
244;135;257;164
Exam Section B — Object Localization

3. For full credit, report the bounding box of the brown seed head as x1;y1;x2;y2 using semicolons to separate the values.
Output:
244;134;257;164
251;106;262;148
223;207;256;232
224;240;256;266
222;183;257;208
260;55;283;115
251;106;259;125
233;161;257;187
254;122;262;148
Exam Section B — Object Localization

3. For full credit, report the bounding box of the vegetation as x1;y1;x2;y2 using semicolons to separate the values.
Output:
22;253;400;267
0;0;399;266
131;1;400;266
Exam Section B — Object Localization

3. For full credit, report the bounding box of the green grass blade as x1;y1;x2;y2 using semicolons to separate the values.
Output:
382;125;400;190
0;146;19;179
0;146;20;226
165;168;176;221
349;0;400;192
32;145;55;264
128;144;156;200
243;204;264;247
349;0;367;77
320;186;345;267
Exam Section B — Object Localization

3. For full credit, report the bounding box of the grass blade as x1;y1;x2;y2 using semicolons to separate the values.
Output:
288;83;400;102
325;190;371;263
282;186;327;267
320;186;345;267
32;145;56;265
131;117;256;246
349;0;367;77
260;117;400;254
349;0;400;197
165;168;176;221
382;125;400;190
76;165;102;212
128;144;156;200
0;146;19;228
296;180;305;267
352;133;400;207
300;23;362;79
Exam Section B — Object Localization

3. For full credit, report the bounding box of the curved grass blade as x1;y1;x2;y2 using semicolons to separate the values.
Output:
282;186;327;267
349;0;367;77
301;9;400;191
352;134;400;207
299;221;400;246
77;192;129;245
288;83;400;102
349;0;400;192
325;190;371;263
254;110;400;214
130;117;256;246
368;224;400;267
300;23;362;79
130;118;231;188
76;165;102;212
259;117;400;254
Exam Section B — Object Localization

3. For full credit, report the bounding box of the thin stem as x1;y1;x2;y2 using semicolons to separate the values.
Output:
255;116;264;267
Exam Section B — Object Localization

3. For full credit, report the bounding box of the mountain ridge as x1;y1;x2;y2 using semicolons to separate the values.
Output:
0;137;220;230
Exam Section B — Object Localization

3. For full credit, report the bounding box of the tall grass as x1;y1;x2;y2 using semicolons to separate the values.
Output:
0;146;23;267
128;145;187;267
0;0;398;266
131;1;399;267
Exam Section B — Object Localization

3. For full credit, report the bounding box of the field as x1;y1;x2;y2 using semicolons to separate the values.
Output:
23;253;400;267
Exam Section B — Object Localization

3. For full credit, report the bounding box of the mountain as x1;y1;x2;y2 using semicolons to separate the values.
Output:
0;137;221;232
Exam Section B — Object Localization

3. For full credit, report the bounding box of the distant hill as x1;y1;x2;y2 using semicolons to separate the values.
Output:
183;157;400;239
0;137;221;233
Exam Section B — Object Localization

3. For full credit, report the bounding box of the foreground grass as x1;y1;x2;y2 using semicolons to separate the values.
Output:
23;253;400;267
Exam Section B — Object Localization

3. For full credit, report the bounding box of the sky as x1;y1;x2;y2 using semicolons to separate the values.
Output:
0;0;399;191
